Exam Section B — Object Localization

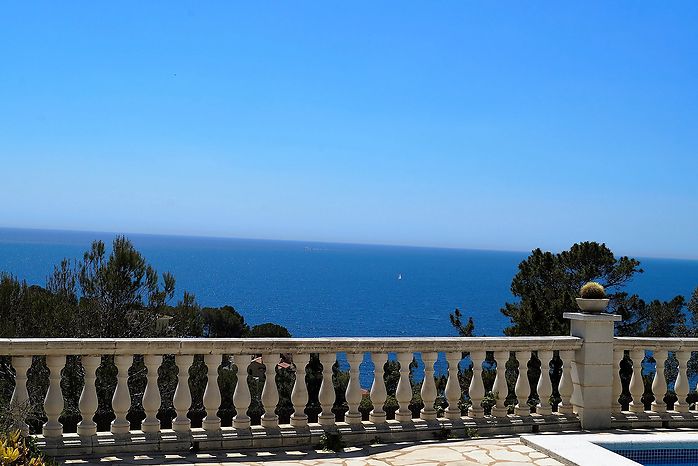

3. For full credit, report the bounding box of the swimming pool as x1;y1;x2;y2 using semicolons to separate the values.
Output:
522;432;698;466
610;447;698;465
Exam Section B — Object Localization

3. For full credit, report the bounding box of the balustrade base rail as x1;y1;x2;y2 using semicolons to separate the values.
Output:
611;411;698;429
38;414;579;458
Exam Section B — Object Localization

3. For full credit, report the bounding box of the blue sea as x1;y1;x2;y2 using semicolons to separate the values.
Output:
1;228;698;338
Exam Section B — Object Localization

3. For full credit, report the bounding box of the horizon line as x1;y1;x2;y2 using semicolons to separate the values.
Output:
0;224;696;262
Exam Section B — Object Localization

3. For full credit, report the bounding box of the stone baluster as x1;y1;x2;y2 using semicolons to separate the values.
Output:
369;352;388;424
558;351;574;415
537;350;553;415
420;352;438;420
43;355;65;438
444;352;462;419
111;355;132;434
10;356;32;436
141;355;162;434
261;353;279;427
468;351;485;418
202;354;222;432
345;353;363;424
172;354;193;433
318;352;337;426
674;350;691;413
514;351;531;416
395;352;413;422
77;356;100;437
233;355;252;429
628;349;646;413
290;353;310;427
611;349;622;413
491;351;509;417
651;349;668;413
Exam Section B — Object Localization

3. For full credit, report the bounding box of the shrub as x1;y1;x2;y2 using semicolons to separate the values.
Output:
432;427;452;440
0;430;57;466
318;432;345;452
580;281;605;299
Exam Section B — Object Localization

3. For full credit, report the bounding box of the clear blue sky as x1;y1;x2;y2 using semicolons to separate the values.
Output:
1;2;697;259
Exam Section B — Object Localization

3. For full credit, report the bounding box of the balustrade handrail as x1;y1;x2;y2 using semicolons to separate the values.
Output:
614;336;698;350
0;336;583;355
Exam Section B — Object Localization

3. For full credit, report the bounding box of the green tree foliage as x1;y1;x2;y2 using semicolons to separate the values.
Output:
0;273;78;338
690;287;698;319
248;323;292;338
449;308;475;336
77;236;175;337
166;292;205;337
619;296;688;337
501;242;642;336
451;242;696;339
201;305;249;337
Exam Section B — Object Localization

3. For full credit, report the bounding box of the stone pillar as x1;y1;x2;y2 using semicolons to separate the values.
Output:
420;352;438;420
290;353;310;427
491;351;509;417
111;355;132;435
536;350;553;415
344;353;363;424
77;356;100;438
558;350;574;415
43;355;65;438
202;354;222;432
233;355;252;429
564;312;621;430
10;356;32;436
674;351;691;413
651;350;668;413
172;354;193;433
395;352;413;422
444;352;462;420
514;351;531;416
628;349;646;413
369;353;388;424
261;354;279;428
318;353;337;426
468;351;485;418
141;355;162;434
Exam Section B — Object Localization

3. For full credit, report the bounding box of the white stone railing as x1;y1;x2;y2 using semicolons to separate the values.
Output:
1;336;582;455
612;337;698;418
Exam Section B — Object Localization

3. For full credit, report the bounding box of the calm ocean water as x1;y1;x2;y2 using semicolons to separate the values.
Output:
1;228;698;338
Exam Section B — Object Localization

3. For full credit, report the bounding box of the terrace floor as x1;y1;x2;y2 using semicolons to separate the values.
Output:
62;436;563;466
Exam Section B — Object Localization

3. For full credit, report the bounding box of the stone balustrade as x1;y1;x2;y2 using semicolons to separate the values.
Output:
612;337;698;427
1;336;582;456
12;313;696;456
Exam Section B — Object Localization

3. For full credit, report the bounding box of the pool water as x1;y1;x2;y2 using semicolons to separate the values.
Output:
612;448;698;466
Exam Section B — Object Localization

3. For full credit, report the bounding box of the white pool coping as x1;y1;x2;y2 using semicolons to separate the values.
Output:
522;431;698;466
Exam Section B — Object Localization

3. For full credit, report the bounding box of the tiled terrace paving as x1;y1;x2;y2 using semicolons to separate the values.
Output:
63;437;563;466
